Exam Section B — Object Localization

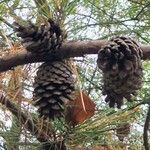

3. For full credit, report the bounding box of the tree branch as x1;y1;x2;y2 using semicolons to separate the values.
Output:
0;40;150;73
0;93;53;143
143;105;150;150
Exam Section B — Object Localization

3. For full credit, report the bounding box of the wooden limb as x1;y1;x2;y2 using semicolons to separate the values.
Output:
0;40;149;73
143;105;150;150
0;93;52;143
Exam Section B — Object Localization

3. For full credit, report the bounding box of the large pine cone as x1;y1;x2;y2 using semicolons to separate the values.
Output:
116;123;130;141
13;18;63;53
33;60;75;119
97;36;143;108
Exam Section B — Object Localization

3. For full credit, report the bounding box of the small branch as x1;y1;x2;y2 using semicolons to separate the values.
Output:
0;94;37;132
143;105;150;150
134;2;150;20
128;101;145;110
87;67;98;95
0;16;14;28
0;93;52;143
0;40;150;73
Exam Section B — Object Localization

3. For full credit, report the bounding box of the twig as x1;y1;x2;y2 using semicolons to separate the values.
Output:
0;93;68;149
134;2;150;20
0;93;52;143
0;16;15;29
143;105;150;150
128;101;145;110
87;67;98;95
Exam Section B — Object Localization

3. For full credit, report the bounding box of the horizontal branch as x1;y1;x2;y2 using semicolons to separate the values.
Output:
0;39;150;72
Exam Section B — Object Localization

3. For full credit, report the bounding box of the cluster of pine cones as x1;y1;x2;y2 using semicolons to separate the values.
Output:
14;19;76;120
97;36;143;108
13;18;144;150
14;19;144;116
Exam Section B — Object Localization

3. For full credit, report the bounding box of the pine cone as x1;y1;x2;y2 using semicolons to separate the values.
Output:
33;60;75;119
13;18;63;53
97;36;143;108
116;123;130;141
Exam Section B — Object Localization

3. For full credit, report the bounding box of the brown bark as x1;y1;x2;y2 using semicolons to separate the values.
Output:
0;39;150;73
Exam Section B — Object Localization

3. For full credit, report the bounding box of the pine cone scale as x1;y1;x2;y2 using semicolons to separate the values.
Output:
33;61;75;119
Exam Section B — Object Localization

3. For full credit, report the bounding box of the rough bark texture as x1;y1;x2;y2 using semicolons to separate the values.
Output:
0;40;149;73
